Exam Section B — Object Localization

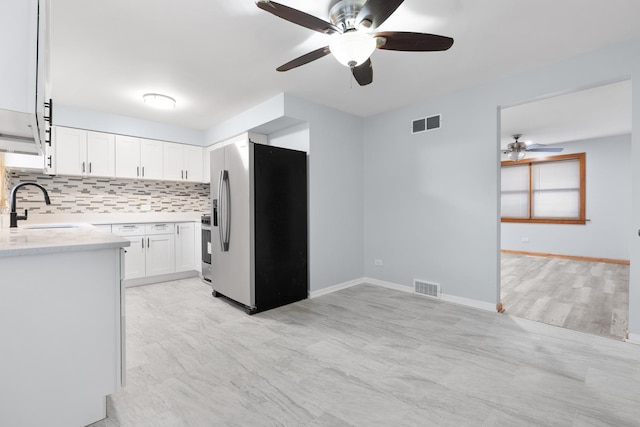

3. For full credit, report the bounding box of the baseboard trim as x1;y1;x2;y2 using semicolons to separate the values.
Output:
626;333;640;346
125;270;198;288
501;249;630;265
439;294;495;312
308;278;362;298
311;277;494;312
363;277;413;293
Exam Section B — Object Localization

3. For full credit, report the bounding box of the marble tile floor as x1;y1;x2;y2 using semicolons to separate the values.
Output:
90;278;640;427
501;253;629;340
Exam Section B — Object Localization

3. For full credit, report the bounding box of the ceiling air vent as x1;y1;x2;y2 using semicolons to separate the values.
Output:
412;114;441;134
414;279;440;298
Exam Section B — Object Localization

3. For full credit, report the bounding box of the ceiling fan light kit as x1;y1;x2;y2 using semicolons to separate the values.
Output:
502;134;564;161
329;31;377;67
256;0;454;86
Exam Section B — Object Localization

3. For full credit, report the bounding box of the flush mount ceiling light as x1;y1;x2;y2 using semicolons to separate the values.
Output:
142;93;176;109
329;30;376;68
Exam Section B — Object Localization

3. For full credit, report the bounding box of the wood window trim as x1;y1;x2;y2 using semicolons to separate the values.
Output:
501;153;586;225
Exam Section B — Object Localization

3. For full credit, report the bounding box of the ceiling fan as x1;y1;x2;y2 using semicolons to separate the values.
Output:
256;0;454;86
502;134;564;161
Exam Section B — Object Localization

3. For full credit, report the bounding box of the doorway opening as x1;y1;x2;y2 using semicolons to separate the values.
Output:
498;79;632;340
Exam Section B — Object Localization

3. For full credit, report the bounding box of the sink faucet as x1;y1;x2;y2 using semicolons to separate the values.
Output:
9;182;51;228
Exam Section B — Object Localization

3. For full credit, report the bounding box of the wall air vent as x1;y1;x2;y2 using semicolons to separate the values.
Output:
414;279;440;298
412;114;441;134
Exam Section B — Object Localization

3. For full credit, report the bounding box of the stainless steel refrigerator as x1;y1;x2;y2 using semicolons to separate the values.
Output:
209;137;308;314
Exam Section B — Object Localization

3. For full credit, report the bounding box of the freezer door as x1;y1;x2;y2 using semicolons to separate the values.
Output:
210;139;253;307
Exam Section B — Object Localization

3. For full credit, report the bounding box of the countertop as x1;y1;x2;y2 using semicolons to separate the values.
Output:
0;212;206;229
0;224;130;258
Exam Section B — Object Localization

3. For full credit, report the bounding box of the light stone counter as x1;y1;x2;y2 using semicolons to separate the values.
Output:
0;212;205;229
0;224;130;258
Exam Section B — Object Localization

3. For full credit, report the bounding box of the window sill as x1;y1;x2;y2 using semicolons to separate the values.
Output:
501;218;587;225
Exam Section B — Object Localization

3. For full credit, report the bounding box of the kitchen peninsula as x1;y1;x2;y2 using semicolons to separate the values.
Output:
0;225;128;427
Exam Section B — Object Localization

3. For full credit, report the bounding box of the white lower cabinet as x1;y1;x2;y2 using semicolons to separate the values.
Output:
175;222;195;272
146;229;176;276
113;223;175;281
122;235;146;280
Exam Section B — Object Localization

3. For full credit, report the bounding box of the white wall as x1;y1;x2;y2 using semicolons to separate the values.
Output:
54;105;205;146
501;134;631;260
363;36;640;320
268;122;310;153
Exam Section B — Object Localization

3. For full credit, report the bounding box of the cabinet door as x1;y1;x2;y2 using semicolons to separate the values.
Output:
87;131;115;177
184;145;203;182
123;236;146;280
55;127;87;176
146;234;175;276
115;135;141;179
175;223;195;272
163;142;184;181
140;139;164;180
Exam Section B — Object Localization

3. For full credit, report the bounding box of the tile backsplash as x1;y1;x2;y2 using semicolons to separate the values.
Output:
7;172;211;215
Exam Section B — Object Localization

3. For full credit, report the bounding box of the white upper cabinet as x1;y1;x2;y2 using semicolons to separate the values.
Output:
115;136;163;180
86;131;116;177
54;126;115;177
114;135;140;178
183;145;203;182
163;142;184;181
140;139;164;180
164;142;203;182
0;0;51;155
55;127;85;176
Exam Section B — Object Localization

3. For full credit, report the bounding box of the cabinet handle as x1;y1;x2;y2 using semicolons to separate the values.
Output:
46;155;52;169
147;237;150;248
89;162;92;173
141;237;144;249
82;161;86;173
44;98;53;123
137;166;140;177
177;226;180;235
45;128;52;146
181;170;184;179
185;170;188;180
142;166;145;177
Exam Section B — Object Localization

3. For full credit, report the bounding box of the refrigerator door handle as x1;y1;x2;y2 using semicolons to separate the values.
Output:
217;170;225;251
218;170;230;252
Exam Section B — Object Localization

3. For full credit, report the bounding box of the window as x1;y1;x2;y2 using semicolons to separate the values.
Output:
501;153;586;224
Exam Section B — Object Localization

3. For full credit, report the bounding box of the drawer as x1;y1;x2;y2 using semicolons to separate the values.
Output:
145;223;175;235
112;223;145;236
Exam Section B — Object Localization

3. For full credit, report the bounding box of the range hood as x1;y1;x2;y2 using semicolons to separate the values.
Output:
0;108;42;155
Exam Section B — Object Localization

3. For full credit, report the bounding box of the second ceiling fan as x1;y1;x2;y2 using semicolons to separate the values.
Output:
256;0;454;86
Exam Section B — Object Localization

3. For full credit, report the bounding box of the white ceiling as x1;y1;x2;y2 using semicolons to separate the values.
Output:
500;79;633;149
50;0;640;131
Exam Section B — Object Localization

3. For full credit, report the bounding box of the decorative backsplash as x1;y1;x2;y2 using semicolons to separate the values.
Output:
7;171;211;214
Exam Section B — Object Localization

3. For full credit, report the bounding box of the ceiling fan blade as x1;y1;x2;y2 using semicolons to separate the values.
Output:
375;31;454;51
356;0;404;30
276;46;331;72
352;58;373;86
256;1;340;35
527;147;564;152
